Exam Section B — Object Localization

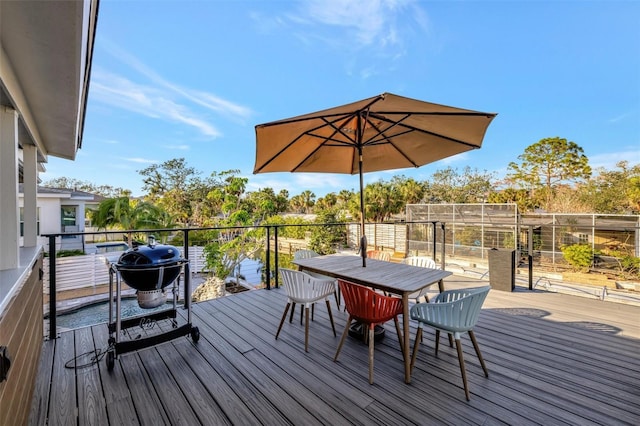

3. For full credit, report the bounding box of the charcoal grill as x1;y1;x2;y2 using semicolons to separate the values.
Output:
106;237;200;370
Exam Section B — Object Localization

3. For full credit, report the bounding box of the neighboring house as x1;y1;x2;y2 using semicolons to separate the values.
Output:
0;2;99;424
18;185;104;252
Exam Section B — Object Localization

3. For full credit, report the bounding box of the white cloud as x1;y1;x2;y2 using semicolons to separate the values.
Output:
300;0;407;46
164;144;190;151
272;1;429;78
608;111;636;124
93;39;254;136
122;157;158;164
589;149;640;170
91;70;222;138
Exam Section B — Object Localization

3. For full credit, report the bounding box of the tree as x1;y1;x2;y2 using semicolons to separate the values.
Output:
244;187;289;222
393;176;425;205
298;190;316;213
314;192;338;212
426;166;494;204
336;189;354;208
89;197;174;246
578;161;640;214
363;180;404;222
487;188;534;212
138;158;200;225
41;177;130;198
308;211;347;254
506;137;591;211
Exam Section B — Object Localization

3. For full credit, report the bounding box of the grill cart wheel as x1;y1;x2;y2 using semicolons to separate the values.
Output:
106;351;115;371
191;327;200;343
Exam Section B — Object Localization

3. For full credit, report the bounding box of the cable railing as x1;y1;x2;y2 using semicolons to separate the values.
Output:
42;218;640;339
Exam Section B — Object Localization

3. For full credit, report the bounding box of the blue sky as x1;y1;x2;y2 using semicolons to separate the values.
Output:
42;0;640;198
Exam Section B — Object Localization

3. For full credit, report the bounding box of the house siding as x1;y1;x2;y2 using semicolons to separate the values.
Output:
0;254;43;426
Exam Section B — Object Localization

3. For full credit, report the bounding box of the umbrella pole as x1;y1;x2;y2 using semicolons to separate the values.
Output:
358;145;367;267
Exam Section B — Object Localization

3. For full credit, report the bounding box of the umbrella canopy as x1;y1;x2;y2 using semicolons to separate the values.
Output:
254;92;497;266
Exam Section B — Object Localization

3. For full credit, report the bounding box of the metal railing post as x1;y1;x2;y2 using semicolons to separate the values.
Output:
274;226;279;288
48;235;57;340
528;226;534;290
440;222;446;270
431;221;437;261
183;229;190;310
266;226;271;290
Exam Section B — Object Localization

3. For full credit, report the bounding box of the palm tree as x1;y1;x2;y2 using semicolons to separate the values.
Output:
90;197;174;246
299;190;316;213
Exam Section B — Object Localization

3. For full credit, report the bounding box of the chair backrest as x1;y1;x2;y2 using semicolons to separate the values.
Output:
435;286;490;332
294;249;320;260
280;268;309;299
338;280;402;324
366;250;391;261
403;256;438;269
280;268;335;302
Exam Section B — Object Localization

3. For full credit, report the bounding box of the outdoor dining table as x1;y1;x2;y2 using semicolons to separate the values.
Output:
292;253;452;383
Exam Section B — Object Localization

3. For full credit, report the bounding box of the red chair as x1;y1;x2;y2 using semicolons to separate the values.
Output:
333;280;404;384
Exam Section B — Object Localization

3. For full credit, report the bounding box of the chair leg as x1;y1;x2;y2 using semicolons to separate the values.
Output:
334;316;353;361
368;325;375;384
455;338;471;401
325;300;336;337
289;302;296;323
311;303;315;322
334;288;340;308
435;330;440;356
300;304;304;325
276;302;291;340
469;330;489;377
304;306;310;352
393;317;404;359
410;327;423;374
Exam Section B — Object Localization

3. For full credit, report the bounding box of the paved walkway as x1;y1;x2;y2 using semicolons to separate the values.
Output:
444;262;640;306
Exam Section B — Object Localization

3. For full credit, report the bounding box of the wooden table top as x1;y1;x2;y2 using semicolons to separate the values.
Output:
292;254;452;296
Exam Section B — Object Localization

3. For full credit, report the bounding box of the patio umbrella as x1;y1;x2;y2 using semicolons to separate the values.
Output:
254;92;497;266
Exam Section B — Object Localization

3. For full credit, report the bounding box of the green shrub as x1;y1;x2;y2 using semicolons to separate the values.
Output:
561;244;594;272
56;249;85;257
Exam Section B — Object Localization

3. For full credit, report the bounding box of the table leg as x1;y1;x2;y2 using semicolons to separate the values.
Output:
402;293;411;383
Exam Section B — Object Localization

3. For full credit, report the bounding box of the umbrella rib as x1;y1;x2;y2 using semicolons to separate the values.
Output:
282;115;360;172
365;112;483;149
254;114;355;172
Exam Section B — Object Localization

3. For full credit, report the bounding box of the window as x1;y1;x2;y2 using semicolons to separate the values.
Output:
20;207;40;237
61;206;77;239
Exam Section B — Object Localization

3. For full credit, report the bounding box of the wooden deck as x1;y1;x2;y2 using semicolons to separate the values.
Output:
29;275;640;425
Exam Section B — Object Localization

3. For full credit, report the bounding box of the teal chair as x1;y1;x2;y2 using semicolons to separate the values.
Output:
410;286;490;400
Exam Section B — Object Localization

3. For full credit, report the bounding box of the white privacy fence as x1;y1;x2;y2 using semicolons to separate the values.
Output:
44;246;208;293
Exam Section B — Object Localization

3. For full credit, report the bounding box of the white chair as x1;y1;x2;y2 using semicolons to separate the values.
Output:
410;286;490;400
403;256;440;303
294;249;340;308
275;268;337;352
366;250;391;261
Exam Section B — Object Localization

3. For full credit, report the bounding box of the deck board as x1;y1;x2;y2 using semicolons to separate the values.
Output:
30;275;640;425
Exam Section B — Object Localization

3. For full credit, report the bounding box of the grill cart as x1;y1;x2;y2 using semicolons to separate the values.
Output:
106;237;199;370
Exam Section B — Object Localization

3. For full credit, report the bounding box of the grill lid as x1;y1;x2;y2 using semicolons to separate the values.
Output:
117;238;182;268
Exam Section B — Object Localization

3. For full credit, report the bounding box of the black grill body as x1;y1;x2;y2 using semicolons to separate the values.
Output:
116;244;182;291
